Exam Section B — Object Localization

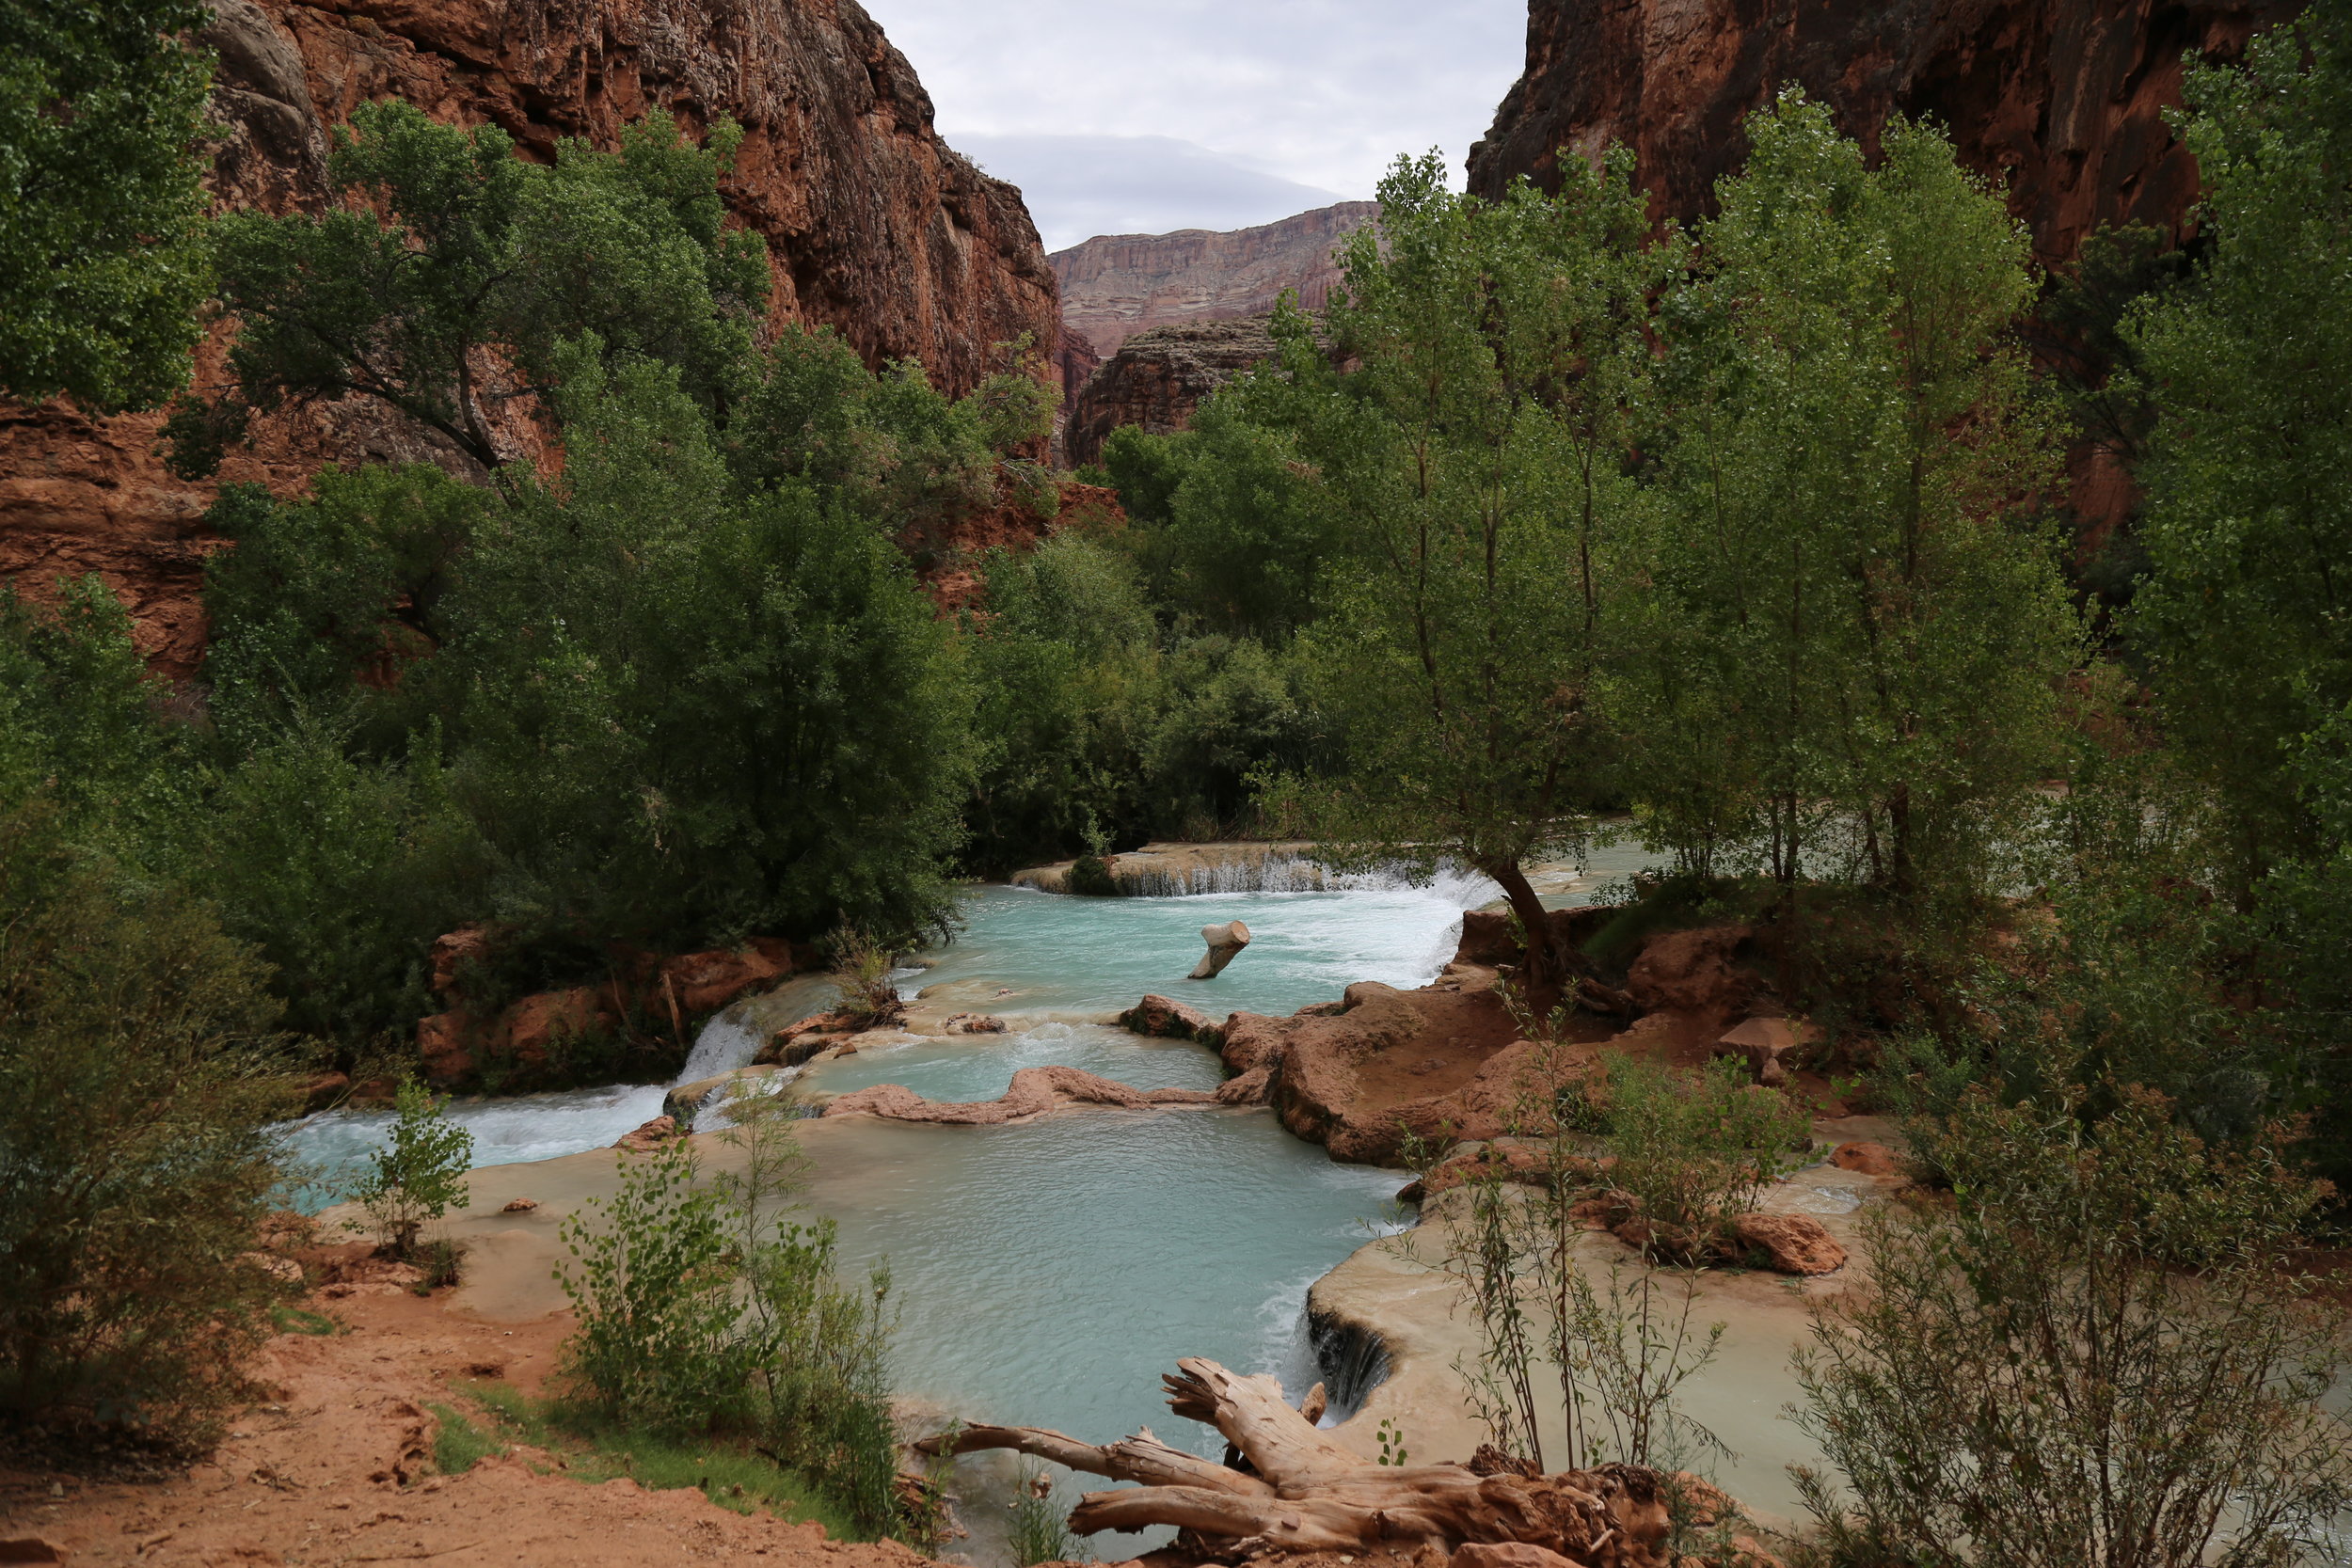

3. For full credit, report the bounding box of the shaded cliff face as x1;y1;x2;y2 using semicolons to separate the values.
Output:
1063;316;1279;468
0;0;1058;677
1467;0;2302;266
1052;202;1375;358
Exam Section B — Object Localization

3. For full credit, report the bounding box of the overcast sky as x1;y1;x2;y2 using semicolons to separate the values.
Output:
855;0;1531;252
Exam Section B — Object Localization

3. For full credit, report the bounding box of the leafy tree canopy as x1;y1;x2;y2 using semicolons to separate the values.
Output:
0;0;212;410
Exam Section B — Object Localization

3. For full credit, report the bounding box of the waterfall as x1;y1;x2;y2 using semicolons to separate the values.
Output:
674;1011;767;1085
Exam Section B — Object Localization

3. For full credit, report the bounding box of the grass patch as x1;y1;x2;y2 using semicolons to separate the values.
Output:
426;1401;505;1475
453;1380;860;1538
269;1305;338;1336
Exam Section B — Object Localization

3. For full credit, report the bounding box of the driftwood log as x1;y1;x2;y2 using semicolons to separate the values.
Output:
916;1359;1683;1567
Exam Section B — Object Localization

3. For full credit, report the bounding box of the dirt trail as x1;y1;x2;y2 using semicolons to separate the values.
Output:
0;1285;930;1568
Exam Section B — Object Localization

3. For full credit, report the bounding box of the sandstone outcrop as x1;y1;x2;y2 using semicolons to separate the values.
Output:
1710;1015;1817;1088
1468;0;2301;269
1062;315;1281;467
1119;993;1224;1044
1051;202;1376;358
1623;926;1765;1023
2;0;1058;676
1731;1212;1848;1275
1830;1140;1902;1178
419;937;802;1088
820;1064;1218;1124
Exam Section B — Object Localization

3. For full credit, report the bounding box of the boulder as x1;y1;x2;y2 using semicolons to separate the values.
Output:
658;940;795;1016
613;1116;681;1152
299;1070;349;1112
500;1197;539;1213
1119;993;1221;1043
1831;1141;1902;1178
1733;1212;1848;1275
942;1012;1009;1034
417;1010;477;1087
1188;918;1251;980
1626;925;1764;1021
500;987;612;1068
1712;1015;1817;1088
1449;905;1613;970
427;926;492;999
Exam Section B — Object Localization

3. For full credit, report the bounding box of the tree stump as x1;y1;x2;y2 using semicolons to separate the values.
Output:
1190;921;1252;981
916;1358;1681;1566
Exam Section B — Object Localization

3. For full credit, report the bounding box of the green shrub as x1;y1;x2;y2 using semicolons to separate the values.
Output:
555;1103;908;1536
355;1079;474;1258
427;1402;504;1475
1008;1457;1088;1565
1599;1052;1813;1261
1791;1087;2352;1567
0;801;298;1454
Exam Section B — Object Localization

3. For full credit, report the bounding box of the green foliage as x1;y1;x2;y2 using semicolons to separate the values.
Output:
1007;1458;1088;1565
1597;1053;1813;1261
0;577;191;859
1629;95;2075;901
354;1079;474;1256
188;103;766;473
556;1104;907;1537
1792;1087;2352;1567
0;801;296;1452
427;1401;504;1475
1264;148;1667;981
2129;8;2352;897
456;1377;859;1537
0;0;210;410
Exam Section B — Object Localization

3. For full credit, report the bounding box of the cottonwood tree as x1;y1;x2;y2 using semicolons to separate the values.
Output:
1258;149;1669;999
174;101;768;475
1631;97;2077;905
0;0;212;410
2128;8;2352;900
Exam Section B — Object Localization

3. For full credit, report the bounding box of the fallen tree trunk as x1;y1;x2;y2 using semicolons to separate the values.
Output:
916;1358;1682;1566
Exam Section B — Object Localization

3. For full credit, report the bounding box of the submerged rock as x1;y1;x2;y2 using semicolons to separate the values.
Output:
821;1065;1218;1125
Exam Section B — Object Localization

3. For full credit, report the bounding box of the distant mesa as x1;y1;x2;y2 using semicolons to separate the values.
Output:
1051;202;1373;465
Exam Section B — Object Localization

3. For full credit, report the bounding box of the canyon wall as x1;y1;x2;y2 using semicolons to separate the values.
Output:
1062;317;1280;469
1051;201;1375;360
1466;0;2304;267
1;0;1059;676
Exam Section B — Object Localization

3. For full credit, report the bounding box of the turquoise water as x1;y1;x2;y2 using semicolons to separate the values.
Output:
914;877;1490;1022
799;1020;1224;1103
798;1109;1406;1449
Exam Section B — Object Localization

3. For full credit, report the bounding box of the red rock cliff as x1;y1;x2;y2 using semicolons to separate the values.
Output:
1466;0;2303;267
1051;201;1375;359
1;0;1059;677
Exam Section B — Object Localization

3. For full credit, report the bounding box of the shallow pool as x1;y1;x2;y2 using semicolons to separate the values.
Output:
911;874;1494;1022
795;1109;1406;1449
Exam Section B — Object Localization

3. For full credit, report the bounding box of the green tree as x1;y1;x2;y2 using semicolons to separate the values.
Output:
0;0;211;410
1636;97;2075;906
0;801;296;1451
2129;8;2352;898
182;102;767;473
1793;1086;2352;1567
355;1078;474;1256
1266;148;1665;997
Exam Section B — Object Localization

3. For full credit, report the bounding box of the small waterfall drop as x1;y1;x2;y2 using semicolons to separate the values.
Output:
674;1010;767;1085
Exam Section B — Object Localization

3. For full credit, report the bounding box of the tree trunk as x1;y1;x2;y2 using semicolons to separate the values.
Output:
917;1358;1682;1566
1484;859;1583;1015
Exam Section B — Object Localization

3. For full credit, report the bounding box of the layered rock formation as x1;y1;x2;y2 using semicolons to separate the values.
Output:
1050;200;1375;358
1062;315;1279;467
1467;0;2304;266
1;0;1058;676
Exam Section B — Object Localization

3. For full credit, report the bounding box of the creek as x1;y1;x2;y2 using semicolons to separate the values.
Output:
282;866;1506;1459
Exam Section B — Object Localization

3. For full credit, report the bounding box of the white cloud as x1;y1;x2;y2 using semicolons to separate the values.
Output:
954;134;1343;252
857;0;1527;250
